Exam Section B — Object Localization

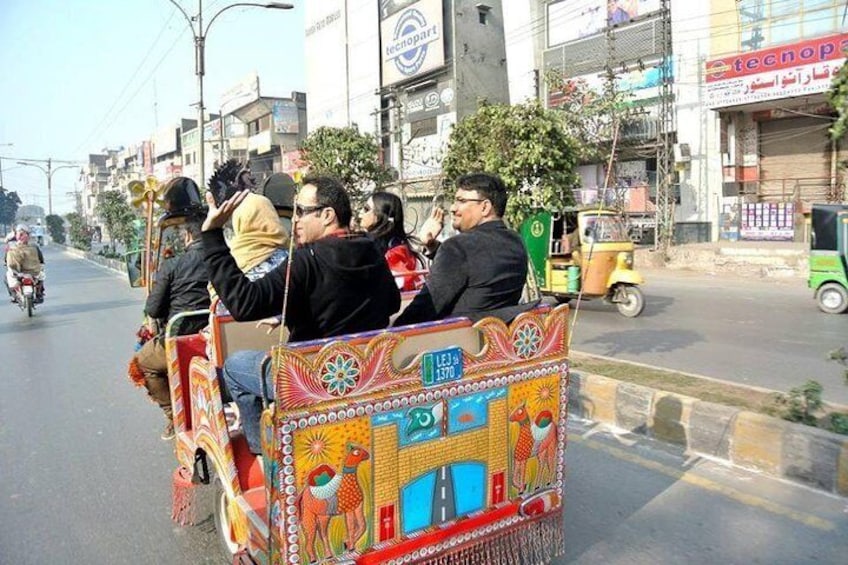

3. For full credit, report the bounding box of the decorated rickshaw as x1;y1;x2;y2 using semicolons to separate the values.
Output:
127;174;569;564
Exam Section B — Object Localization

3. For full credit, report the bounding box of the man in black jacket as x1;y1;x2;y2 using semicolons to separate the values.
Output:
394;172;528;325
135;218;210;440
202;176;400;454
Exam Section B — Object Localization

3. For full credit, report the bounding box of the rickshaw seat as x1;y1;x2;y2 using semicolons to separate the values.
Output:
211;312;289;367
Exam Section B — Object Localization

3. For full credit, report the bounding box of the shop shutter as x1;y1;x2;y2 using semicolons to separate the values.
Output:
759;117;831;202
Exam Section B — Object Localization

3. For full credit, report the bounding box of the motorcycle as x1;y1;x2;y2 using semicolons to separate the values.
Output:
11;271;43;317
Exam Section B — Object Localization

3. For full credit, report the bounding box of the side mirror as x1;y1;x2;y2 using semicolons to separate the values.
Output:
124;250;146;288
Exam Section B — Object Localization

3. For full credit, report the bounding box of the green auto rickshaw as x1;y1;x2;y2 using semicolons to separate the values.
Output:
521;208;645;317
809;203;848;314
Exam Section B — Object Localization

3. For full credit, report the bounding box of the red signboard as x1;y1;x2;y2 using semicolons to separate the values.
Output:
706;33;848;82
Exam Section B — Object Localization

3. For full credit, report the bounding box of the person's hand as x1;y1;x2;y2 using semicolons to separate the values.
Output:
256;317;281;335
418;206;444;247
202;189;250;232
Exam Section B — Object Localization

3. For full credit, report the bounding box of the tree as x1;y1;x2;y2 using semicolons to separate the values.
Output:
0;186;22;234
441;100;581;228
45;214;66;244
300;126;391;204
545;71;638;163
828;57;848;141
95;190;136;254
66;212;92;251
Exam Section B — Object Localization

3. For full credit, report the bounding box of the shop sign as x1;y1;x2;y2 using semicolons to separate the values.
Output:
705;33;848;108
406;81;453;121
381;0;444;87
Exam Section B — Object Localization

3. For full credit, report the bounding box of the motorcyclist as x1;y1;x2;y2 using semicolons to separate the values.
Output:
5;224;45;303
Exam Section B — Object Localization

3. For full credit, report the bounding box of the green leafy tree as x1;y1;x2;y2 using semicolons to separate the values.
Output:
828;56;848;141
442;100;580;228
95;190;136;254
0;186;22;234
45;214;66;244
300;126;391;204
66;212;92;251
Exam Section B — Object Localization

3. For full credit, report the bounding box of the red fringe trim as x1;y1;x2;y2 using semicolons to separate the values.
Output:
127;356;146;388
171;466;197;526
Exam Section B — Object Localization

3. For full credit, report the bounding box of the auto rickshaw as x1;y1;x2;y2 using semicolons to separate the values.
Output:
521;207;645;317
808;203;848;314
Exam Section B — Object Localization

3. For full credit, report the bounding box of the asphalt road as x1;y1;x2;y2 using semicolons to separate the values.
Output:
1;249;845;565
568;268;848;405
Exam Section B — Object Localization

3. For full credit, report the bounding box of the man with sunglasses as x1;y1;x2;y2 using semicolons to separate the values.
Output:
200;175;400;454
394;172;528;325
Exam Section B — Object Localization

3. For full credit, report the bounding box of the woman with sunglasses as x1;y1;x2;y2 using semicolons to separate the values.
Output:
359;191;425;292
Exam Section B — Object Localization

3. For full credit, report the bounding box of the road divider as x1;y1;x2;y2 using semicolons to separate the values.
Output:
570;370;848;496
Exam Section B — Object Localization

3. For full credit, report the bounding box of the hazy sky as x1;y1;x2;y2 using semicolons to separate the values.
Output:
0;0;306;215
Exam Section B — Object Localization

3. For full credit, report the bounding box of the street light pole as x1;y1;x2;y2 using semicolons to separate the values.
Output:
0;143;13;187
168;0;293;187
16;159;79;216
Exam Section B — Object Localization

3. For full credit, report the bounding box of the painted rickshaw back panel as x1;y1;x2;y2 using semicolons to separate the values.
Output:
263;305;570;564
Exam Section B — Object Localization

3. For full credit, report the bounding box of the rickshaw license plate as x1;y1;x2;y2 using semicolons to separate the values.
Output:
421;346;463;387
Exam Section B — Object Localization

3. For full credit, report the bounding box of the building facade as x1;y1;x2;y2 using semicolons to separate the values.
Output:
305;0;511;225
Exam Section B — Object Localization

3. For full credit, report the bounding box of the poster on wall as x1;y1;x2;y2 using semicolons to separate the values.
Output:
272;101;300;134
381;0;444;87
705;33;848;108
739;202;795;241
402;112;455;178
719;199;740;241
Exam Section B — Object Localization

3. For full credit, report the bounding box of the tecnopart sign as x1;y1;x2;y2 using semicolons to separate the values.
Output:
704;33;848;108
381;0;444;87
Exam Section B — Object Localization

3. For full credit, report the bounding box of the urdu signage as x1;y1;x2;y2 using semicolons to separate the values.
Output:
705;33;848;108
381;0;445;88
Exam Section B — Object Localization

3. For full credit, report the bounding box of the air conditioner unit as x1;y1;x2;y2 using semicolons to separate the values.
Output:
673;143;691;163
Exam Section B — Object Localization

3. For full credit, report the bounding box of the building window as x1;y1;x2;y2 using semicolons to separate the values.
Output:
477;4;491;25
737;0;841;52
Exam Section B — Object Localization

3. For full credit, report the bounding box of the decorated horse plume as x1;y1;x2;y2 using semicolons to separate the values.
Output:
208;159;254;205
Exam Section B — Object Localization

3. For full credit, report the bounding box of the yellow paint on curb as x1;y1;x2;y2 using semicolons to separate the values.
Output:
838;441;848;497
579;375;618;424
573;434;835;532
732;412;784;475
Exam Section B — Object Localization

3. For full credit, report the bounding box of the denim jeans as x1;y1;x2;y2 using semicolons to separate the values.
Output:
222;349;273;454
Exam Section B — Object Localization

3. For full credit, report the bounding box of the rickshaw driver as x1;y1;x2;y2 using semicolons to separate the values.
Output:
394;172;528;325
201;176;400;455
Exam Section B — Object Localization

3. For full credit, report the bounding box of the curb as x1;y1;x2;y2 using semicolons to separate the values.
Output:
569;370;848;496
61;245;128;275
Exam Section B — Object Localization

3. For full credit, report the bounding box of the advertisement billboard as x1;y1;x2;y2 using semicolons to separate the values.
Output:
547;1;605;46
272;100;300;134
704;33;848;108
607;0;661;27
381;0;444;88
220;73;260;115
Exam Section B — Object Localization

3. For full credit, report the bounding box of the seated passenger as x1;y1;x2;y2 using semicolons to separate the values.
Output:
201;176;400;454
394;172;529;326
359;191;425;291
207;162;290;312
133;217;211;440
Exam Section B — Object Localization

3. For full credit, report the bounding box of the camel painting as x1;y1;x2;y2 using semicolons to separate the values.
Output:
509;402;557;494
297;443;370;563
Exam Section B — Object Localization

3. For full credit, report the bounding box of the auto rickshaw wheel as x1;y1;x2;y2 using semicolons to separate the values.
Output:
615;285;645;317
816;282;848;314
213;478;240;561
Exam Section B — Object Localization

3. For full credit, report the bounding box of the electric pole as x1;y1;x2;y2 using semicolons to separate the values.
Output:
654;0;675;255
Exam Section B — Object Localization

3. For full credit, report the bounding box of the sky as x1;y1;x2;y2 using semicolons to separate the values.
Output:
0;0;306;215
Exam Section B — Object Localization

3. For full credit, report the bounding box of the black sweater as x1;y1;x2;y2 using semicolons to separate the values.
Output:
202;229;400;342
394;220;527;325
